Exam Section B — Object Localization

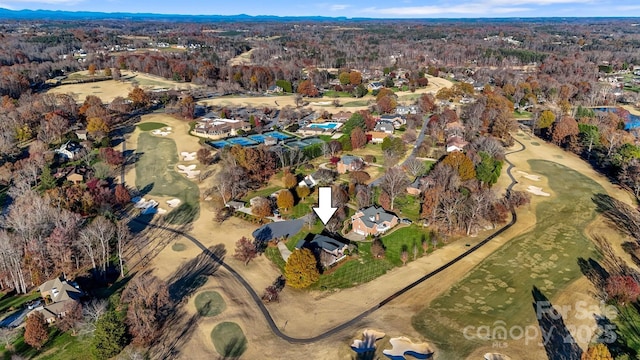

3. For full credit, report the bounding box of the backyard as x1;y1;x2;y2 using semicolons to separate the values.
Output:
412;159;604;359
135;132;200;224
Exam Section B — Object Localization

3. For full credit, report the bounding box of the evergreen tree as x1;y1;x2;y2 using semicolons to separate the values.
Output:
91;311;127;360
39;165;56;191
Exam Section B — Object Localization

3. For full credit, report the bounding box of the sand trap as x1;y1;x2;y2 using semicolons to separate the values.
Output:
151;128;172;136
351;329;386;353
180;151;197;161
382;337;434;359
517;170;541;181
484;353;512;360
167;198;181;208
133;198;159;209
177;164;199;178
177;164;197;171
526;185;550;196
315;101;332;105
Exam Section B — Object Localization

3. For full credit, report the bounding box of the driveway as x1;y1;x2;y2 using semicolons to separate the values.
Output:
252;219;305;242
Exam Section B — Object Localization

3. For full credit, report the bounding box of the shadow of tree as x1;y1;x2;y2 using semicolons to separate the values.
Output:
578;257;610;295
592;193;640;240
532;286;582;360
217;335;247;359
167;244;226;303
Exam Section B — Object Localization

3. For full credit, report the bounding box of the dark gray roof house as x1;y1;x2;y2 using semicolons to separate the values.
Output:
296;234;348;268
374;122;395;134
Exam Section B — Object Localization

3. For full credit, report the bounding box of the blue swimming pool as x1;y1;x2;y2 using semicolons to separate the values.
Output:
308;122;341;130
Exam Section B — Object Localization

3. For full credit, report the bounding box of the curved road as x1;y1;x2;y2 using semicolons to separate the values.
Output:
135;138;526;344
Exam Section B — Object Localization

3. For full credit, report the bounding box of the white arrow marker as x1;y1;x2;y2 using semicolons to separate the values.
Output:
313;186;337;225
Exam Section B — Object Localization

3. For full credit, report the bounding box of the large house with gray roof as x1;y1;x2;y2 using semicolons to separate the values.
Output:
351;205;399;236
31;277;83;324
296;234;348;268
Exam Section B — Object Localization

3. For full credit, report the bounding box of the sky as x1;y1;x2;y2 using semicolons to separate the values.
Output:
1;0;640;18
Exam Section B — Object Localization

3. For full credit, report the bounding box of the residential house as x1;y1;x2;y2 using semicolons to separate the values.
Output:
337;155;364;174
55;141;83;160
374;121;395;134
367;82;383;91
296;234;348;268
368;131;390;144
379;114;406;129
226;200;246;211
298;174;317;188
66;171;84;184
75;129;88;140
396;105;418;115
351;205;399;236
32;277;83;324
406;176;429;196
266;85;283;94
332;111;353;122
446;135;468;153
192;117;251;139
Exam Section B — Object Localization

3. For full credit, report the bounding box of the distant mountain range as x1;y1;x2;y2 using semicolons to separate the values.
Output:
0;8;352;22
0;8;637;23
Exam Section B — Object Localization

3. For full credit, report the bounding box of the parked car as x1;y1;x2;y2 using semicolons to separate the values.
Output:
27;300;42;310
400;218;412;225
273;209;281;217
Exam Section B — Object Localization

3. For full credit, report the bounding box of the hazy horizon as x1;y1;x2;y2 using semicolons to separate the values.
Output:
0;0;639;19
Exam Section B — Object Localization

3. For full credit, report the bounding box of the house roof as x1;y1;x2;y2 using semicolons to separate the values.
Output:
356;205;397;228
340;155;362;165
296;234;347;252
374;122;394;132
38;278;82;303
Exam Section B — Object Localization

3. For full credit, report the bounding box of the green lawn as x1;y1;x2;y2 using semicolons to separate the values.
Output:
137;122;167;131
392;195;421;222
310;242;394;290
194;291;226;317
513;110;533;119
135;132;200;224
412;160;604;359
2;328;89;360
265;247;286;272
343;100;369;107
211;322;247;358
241;186;280;202
381;225;431;266
323;90;354;98
0;292;39;314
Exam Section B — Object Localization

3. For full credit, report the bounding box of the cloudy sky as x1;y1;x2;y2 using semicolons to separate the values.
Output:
1;0;639;18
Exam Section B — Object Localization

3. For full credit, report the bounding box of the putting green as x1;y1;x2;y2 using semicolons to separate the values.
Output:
194;291;226;317
211;322;247;357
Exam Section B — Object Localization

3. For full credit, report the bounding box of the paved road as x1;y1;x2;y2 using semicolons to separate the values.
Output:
133;138;526;344
370;113;431;187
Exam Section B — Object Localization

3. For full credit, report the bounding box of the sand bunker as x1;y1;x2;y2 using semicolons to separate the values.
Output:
133;197;158;209
517;170;541;181
526;185;550;196
484;353;512;360
351;329;386;353
382;337;434;359
151;127;172;136
180;151;197;161
167;198;181;208
177;164;200;178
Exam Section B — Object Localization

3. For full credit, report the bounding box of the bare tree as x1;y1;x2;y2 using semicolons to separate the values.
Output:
116;220;131;278
404;157;426;178
380;167;410;209
79;216;115;275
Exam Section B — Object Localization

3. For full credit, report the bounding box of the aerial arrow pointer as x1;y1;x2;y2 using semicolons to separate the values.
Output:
313;186;337;225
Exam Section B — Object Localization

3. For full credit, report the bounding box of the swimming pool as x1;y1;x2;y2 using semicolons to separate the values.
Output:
307;122;342;130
